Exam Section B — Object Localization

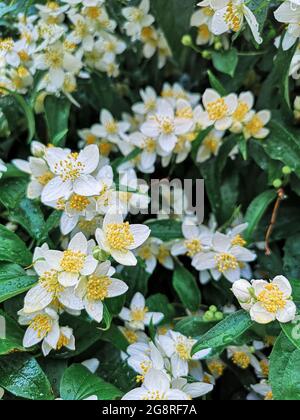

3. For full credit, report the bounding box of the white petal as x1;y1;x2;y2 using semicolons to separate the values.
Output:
73;175;101;196
276;301;297;323
250;303;276;324
129;225;151;250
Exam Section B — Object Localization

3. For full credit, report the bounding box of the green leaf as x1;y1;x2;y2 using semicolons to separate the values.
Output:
0;353;53;400
173;264;201;312
207;70;227;96
247;0;269;30
0;225;32;267
38;210;62;245
146;293;175;324
191;127;213;162
146;219;183;241
0;309;26;355
284;234;300;279
175;316;217;338
0;263;37;303
121;259;150;302
44;96;71;146
270;333;300;400
0;177;28;209
281;313;300;351
290;279;300;303
151;0;195;61
212;49;238;77
192;311;254;355
10;198;45;241
60;364;122;400
261;121;300;177
244;189;277;243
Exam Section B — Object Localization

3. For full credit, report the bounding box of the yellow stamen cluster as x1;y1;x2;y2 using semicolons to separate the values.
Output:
40;270;63;296
257;284;286;314
0;38;14;52
86;275;112;301
45;47;64;69
159;117;174;135
55;153;85;182
30;314;52;339
61;250;86;273
232;352;251;369
233;101;249;121
260;360;269;377
142;391;166;400
18;50;30;61
204;136;219;154
144;138;156;153
136;375;145;383
138;245;152;260
176;341;191;361
84;6;102;20
207;98;228;121
99;142;113;156
38;172;54;186
56;198;66;211
105;120;118;135
215;253;239;273
131;307;148;322
207;360;225;377
224;2;242;32
86;134;97;144
198;24;210;39
231;234;246;247
176;107;193;119
46;1;59;10
185;239;202;257
123;328;138;344
69;194;90;212
106;222;134;250
265;391;273;401
245;115;264;136
56;334;69;351
158;246;170;264
203;7;214;17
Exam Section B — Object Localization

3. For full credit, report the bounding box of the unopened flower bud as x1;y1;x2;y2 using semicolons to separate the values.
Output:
93;246;110;262
181;34;192;47
273;179;282;189
282;166;292;175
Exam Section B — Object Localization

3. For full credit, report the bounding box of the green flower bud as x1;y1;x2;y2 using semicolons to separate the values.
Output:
204;311;214;322
181;35;192;47
273;179;282;189
202;50;212;59
215;312;224;321
282;166;292;175
209;305;217;313
93;246;110;262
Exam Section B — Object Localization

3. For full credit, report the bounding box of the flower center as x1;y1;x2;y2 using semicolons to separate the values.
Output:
45;47;64;69
131;307;148;322
61;250;86;273
159;117;174;135
215;253;239;273
265;391;273;401
46;1;59;10
85;6;102;20
144;138;156;153
207;360;225;377
18;50;30;61
204;136;219;153
75;21;89;38
176;341;191;361
78;218;98;234
55;153;85;182
224;2;242;32
158;246;170;264
141;26;156;41
131;9;144;22
56;333;69;350
30;314;52;339
231;234;246;247
106;222;134;251
203;7;214;17
138;245;152;260
257;284;286;314
142;391;166;401
233;101;249;121
99;142;113;156
245;115;264;136
176;107;193;119
86;275;112;301
198;24;210;39
38;171;54;186
40;270;63;296
260;360;269;377
105;120;118;135
232;351;251;369
123;328;138;344
0;38;14;52
207;98;228;121
69;194;90;212
185;239;202;257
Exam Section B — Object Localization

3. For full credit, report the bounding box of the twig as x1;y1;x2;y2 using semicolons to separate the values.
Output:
265;188;286;256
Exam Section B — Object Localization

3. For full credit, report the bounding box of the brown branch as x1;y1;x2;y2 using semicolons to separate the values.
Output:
265;188;286;256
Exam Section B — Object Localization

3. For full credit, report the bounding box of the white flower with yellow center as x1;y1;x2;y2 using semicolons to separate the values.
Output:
122;369;189;400
192;232;256;283
158;331;211;378
101;33;126;64
36;1;69;25
243;110;271;140
141;99;194;154
227;345;260;371
119;292;164;330
19;308;61;355
232;276;297;324
22;247;84;314
0;158;7;179
191;5;215;45
129;132;158;172
0;37;20;67
42;145;101;202
44;325;75;356
122;0;155;41
230;91;254;134
132;86;159;115
140;26;159;60
127;342;165;382
161;82;200;107
196;129;224;163
43;232;98;287
67;13;95;51
249;381;273;401
95;212;150;266
91;109;130;144
274;1;300;50
75;261;128;323
171;222;213;260
207;0;262;44
198;89;238;131
137;238;163;274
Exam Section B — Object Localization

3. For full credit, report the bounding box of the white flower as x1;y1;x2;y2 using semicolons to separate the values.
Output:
129;132;158;172
0;159;7;178
127;341;165;380
132;86;159;115
209;0;262;44
122;0;155;41
198;89;238;131
119;292;164;330
0;38;20;67
231;279;254;310
274;1;300;50
42;145;101;202
230;91;255;134
95;212;150;266
43;232;98;287
171;222;213;260
192;232;256;283
171;377;213;399
248;380;273;401
161;82;200;107
141;99;193;153
42;326;75;356
91;109;130;144
115;169;150;215
67;13;95;51
158;331;211;378
137;238;162;274
227;345;261;371
75;261;128;323
35;2;69;25
191;7;215;45
196;129;224;162
122;369;189;400
243;110;271;140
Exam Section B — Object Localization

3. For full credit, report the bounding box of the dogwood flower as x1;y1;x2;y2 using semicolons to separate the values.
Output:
42;145;101;202
141;99;193;153
95;212;150;266
198;89;238;131
122;369;189;400
119;292;164;330
243;110;271;140
232;276;297;324
75;261;128;323
158;331;211;378
122;0;155;41
192;232;256;283
274;1;300;50
91;109;130;145
43;232;98;287
196;129;225;162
